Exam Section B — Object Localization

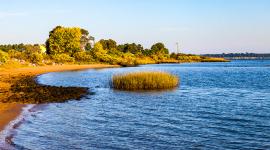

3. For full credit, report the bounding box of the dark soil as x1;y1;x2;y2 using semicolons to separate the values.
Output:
2;76;89;104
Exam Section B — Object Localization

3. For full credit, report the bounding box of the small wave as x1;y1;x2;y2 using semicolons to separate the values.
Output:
0;104;35;149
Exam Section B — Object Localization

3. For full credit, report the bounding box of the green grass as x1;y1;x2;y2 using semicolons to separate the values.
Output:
111;71;179;90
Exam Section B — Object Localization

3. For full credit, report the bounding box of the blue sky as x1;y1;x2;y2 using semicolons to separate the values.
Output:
0;0;269;54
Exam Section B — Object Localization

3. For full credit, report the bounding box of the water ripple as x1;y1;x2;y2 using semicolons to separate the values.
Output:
8;60;270;149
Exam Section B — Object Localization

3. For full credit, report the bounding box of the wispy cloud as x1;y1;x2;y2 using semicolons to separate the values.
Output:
0;12;28;18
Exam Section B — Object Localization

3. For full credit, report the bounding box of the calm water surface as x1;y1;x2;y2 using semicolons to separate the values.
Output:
10;60;270;149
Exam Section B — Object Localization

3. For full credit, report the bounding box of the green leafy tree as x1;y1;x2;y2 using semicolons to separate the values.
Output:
91;42;116;63
24;44;42;54
22;45;43;64
118;43;144;55
0;43;25;52
150;43;169;54
99;39;117;50
91;42;108;60
46;26;82;55
80;28;91;50
170;52;177;59
84;43;92;51
142;49;152;56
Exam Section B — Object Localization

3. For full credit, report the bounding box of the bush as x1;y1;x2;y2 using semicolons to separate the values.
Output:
111;71;179;90
8;49;25;60
52;54;75;64
134;57;156;65
28;52;43;64
118;53;136;66
0;50;9;64
91;42;113;63
73;51;94;63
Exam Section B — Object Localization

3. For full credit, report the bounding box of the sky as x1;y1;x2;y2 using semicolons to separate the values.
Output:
0;0;269;54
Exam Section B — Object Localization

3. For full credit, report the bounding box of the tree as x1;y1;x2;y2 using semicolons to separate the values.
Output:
24;44;42;54
91;42;108;61
84;43;92;51
170;52;177;59
46;26;83;55
142;49;152;56
118;43;144;55
23;45;43;64
91;42;117;63
80;28;91;50
0;43;25;52
150;43;169;54
99;39;117;50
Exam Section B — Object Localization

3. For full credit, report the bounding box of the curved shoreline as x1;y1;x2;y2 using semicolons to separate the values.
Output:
0;64;119;134
0;104;35;149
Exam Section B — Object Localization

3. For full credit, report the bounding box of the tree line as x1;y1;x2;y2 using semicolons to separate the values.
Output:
0;26;227;66
204;53;270;59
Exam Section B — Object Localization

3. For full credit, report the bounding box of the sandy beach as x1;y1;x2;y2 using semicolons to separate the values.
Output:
0;64;118;132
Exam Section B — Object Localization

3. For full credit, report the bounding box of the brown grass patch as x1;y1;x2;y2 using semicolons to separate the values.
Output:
112;71;179;90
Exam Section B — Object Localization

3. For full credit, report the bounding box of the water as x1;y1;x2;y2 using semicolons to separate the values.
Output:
7;60;270;149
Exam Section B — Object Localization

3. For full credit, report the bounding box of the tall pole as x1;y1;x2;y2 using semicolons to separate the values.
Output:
176;42;179;54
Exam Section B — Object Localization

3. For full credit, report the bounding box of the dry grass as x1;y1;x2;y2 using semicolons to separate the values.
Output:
201;57;230;62
112;71;179;90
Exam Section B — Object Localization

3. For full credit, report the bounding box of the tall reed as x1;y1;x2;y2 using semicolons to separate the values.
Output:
111;71;179;90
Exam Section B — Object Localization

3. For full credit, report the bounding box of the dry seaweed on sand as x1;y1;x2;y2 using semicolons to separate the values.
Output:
2;76;89;104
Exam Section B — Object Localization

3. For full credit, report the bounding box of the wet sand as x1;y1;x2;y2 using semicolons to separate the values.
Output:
0;64;118;132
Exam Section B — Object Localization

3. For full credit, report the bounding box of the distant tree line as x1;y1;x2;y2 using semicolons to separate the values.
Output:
0;43;39;52
204;53;270;59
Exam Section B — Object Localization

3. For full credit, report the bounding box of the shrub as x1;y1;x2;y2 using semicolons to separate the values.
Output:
91;42;113;63
28;52;44;64
118;53;136;66
73;51;94;63
52;54;75;64
0;50;9;64
8;46;44;64
134;57;156;65
111;71;179;90
8;49;25;60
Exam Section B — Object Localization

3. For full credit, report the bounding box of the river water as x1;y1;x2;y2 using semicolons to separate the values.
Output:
6;60;270;149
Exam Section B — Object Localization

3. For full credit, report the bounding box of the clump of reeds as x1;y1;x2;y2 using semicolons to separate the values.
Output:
111;71;179;90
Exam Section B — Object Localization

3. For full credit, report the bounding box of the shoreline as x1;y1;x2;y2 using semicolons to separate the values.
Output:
0;64;118;133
